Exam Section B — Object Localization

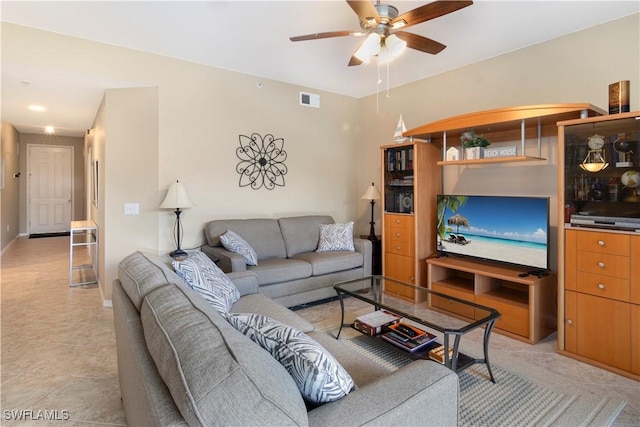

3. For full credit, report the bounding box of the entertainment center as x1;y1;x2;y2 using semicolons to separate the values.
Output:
390;103;607;343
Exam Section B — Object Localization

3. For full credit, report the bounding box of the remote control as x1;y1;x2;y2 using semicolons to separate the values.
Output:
394;324;418;338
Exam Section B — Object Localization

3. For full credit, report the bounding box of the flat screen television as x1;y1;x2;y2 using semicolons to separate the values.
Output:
436;195;550;271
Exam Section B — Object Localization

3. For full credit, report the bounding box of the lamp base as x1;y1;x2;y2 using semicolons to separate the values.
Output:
170;248;189;260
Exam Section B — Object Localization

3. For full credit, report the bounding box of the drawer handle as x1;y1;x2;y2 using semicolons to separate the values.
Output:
396;246;401;251
598;262;605;268
598;283;605;290
396;233;401;237
410;277;415;282
566;319;573;325
598;240;605;246
395;219;401;224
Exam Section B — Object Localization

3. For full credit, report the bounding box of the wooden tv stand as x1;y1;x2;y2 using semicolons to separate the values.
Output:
426;256;557;344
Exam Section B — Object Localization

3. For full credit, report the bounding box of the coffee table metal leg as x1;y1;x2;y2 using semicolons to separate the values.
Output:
483;319;497;383
336;291;345;340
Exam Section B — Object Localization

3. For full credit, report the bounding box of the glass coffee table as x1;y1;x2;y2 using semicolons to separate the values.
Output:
334;276;501;382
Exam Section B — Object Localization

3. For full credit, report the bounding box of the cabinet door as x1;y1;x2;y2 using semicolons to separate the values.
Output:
576;293;630;371
564;290;577;353
384;253;415;285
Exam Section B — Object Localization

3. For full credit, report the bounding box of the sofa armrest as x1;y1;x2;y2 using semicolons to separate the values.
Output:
201;245;247;273
307;360;459;427
227;271;259;296
352;238;372;276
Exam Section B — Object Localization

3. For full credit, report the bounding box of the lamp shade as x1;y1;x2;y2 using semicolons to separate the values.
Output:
160;180;196;209
354;33;381;63
361;182;381;200
378;34;407;64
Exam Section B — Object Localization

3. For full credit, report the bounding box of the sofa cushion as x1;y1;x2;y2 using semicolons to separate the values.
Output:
220;229;258;266
118;251;186;311
316;222;355;252
231;293;315;333
204;219;287;260
290;251;364;276
249;258;312;286
141;284;308;426
227;313;354;404
279;215;334;258
173;251;240;314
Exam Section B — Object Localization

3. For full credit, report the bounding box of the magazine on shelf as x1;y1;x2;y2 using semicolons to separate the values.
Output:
381;329;437;352
353;311;401;336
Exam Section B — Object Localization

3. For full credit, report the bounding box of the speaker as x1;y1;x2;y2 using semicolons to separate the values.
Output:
398;192;413;213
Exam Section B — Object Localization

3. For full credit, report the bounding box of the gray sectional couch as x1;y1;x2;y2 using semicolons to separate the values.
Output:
113;251;459;426
202;215;372;307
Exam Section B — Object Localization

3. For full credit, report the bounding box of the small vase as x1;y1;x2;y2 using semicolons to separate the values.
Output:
464;147;485;160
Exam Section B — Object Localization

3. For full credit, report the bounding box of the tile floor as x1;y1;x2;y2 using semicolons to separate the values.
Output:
1;236;638;426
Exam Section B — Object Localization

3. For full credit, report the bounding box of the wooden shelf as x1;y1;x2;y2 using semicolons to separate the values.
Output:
437;155;545;166
427;256;556;344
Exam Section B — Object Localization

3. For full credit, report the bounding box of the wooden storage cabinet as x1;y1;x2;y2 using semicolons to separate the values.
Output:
381;141;441;301
561;228;639;378
427;257;556;344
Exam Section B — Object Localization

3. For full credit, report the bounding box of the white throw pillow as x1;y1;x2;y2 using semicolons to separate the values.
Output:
316;222;355;252
220;229;258;266
173;251;240;314
227;313;354;404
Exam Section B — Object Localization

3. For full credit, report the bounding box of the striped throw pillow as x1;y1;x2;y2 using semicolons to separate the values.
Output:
316;222;355;252
227;313;354;404
173;251;240;314
220;229;258;266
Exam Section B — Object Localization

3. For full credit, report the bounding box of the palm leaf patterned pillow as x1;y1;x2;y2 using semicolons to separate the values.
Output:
316;222;355;252
227;313;354;404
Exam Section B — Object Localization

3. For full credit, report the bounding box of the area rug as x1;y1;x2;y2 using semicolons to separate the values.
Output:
340;334;627;427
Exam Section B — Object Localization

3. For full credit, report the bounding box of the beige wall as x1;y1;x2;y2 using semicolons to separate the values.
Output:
1;14;638;298
16;133;85;235
0;123;20;251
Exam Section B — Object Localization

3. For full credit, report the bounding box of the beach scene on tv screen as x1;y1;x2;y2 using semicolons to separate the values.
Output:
437;196;548;269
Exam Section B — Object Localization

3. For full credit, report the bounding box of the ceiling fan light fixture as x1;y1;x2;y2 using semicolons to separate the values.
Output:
379;34;406;64
354;33;381;62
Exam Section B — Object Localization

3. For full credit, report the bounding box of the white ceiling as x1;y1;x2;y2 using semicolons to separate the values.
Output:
1;1;638;137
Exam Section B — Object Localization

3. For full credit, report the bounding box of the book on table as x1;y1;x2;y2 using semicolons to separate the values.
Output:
381;325;437;352
353;311;401;336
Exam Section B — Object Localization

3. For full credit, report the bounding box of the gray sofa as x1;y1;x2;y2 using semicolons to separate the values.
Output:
113;251;459;426
201;215;372;307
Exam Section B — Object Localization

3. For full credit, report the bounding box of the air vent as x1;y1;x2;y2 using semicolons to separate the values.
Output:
299;92;320;108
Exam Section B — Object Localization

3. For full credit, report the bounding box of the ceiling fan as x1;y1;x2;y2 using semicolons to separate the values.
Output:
290;0;473;66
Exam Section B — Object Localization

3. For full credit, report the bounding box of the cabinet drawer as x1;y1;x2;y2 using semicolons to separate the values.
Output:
387;240;413;257
389;227;412;245
576;251;629;279
431;294;475;319
475;295;529;338
577;231;630;256
576;271;630;302
384;280;415;300
386;214;413;229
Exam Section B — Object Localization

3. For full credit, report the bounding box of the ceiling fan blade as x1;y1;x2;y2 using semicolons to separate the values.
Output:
347;0;380;25
391;0;473;29
395;31;446;55
290;30;358;42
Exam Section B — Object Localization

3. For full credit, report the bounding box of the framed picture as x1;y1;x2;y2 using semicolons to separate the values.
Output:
92;160;99;208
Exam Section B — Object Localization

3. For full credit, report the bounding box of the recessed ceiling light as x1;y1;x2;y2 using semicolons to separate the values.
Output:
29;105;46;112
44;126;55;135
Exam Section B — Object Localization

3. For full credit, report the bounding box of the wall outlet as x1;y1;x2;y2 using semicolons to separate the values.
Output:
124;203;139;215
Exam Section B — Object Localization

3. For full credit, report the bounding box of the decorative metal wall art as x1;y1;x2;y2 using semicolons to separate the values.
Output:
236;133;288;190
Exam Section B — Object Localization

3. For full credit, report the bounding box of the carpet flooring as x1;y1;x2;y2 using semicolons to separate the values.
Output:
339;331;627;427
294;298;638;426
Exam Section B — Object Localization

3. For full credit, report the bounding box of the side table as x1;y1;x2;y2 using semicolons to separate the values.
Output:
69;220;98;286
360;235;382;275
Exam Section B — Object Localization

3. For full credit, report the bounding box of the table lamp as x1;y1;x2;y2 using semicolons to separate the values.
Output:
361;182;381;241
160;180;196;259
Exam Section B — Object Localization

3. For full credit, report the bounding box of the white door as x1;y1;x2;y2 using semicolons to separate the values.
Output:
28;145;74;234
